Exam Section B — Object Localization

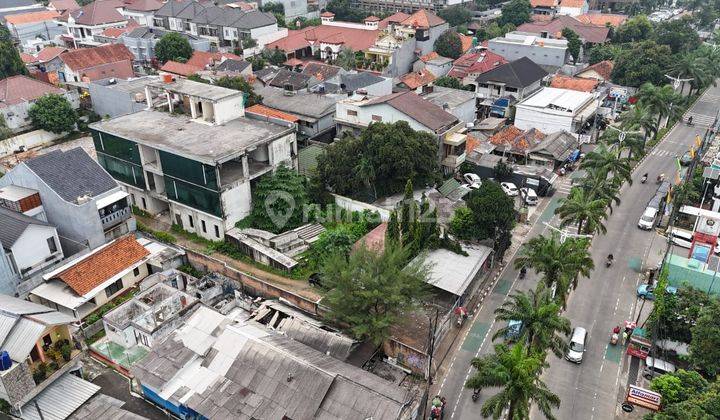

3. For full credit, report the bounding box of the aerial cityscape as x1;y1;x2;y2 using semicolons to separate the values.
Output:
0;0;717;418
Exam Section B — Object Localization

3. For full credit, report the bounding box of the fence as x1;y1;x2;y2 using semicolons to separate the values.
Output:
332;194;391;221
0;129;65;158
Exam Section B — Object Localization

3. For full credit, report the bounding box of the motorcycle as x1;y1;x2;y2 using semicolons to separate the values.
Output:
641;174;648;184
519;267;527;279
610;326;621;345
606;257;614;268
656;174;665;185
472;390;480;402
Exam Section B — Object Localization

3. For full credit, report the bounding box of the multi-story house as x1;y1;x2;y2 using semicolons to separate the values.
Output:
152;0;279;50
4;10;65;53
89;77;297;240
0;147;136;254
121;26;210;64
0;200;63;296
488;31;569;68
352;0;471;13
335;91;469;174
55;0;128;47
475;57;549;118
121;0;163;26
0;75;80;133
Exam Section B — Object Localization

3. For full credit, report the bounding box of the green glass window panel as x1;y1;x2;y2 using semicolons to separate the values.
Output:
159;151;218;190
164;177;221;216
91;129;141;164
97;153;145;189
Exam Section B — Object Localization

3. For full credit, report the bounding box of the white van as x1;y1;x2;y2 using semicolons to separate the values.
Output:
643;357;676;379
565;327;587;364
638;207;658;230
520;188;538;205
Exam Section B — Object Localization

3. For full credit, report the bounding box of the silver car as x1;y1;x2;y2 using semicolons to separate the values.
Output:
565;327;587;363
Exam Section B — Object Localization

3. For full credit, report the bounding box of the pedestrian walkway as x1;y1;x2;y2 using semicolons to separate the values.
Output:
684;112;715;127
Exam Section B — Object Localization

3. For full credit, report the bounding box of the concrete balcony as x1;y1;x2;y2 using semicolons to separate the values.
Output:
442;152;466;169
100;206;131;230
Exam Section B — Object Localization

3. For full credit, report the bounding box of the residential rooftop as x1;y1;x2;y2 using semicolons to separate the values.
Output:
422;86;475;109
146;77;242;102
256;86;339;120
414;244;493;296
91;75;157;94
518;86;596;114
90;109;294;164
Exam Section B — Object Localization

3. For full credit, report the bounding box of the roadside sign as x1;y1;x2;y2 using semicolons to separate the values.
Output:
526;178;540;187
626;385;662;411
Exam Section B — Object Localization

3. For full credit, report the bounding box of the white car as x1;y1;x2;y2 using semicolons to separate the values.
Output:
463;173;481;189
638;207;658;230
501;182;519;196
519;187;538;205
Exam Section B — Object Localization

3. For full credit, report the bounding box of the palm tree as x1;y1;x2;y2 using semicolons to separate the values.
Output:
493;287;571;357
619;104;658;147
670;54;708;96
465;344;561;419
636;83;675;129
604;129;645;160
580;144;632;185
555;187;608;235
514;234;593;292
576;173;622;213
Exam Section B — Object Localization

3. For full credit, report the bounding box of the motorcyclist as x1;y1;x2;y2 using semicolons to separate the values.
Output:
641;173;648;183
657;173;665;183
519;267;527;278
608;253;614;261
688;116;694;125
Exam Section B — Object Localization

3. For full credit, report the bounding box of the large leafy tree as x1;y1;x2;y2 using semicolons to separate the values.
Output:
155;32;193;63
561;28;582;64
325;0;367;22
28;94;78;134
434;30;464;59
498;0;531;27
555;187;608;235
653;16;701;54
434;76;473;91
647;287;711;343
650;370;709;406
690;299;720;378
0;25;28;78
262;47;286;66
321;244;430;344
334;47;356;70
438;5;472;27
249;165;309;233
214;76;262;106
493;287;571;357
465;344;561;419
613;15;653;43
316;121;441;199
611;41;673;87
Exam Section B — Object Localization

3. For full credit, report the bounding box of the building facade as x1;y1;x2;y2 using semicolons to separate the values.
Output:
488;32;569;68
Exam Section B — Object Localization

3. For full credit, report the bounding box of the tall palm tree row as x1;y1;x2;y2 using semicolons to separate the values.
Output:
555;187;609;235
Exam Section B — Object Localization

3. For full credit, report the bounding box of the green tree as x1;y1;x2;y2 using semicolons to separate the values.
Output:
493;160;513;181
154;32;193;63
647;287;711;343
653;16;701;54
247;55;266;71
214;76;262;106
325;0;367;22
260;2;284;13
690;299;720;377
475;22;516;41
262;47;287;66
498;0;531;26
306;225;361;270
465;344;560;419
611;41;673;87
613;15;653;43
334;47;356;70
249;165;309;233
580;144;632;184
0;26;28;78
636;83;680;129
434;75;471;90
561;28;582;64
651;370;709;406
670;54;709;95
555;187;608;235
0;115;12;140
586;43;621;65
321;244;430;344
438;5;472;27
493;287;571;357
466;181;516;239
449;206;478;240
434;30;464;59
619;104;658;146
316;121;441;199
28;94;78;134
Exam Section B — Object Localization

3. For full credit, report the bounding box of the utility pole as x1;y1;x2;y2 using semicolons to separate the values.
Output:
422;306;440;419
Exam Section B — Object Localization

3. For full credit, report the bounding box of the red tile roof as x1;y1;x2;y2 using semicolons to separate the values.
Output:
448;50;508;79
353;222;387;253
5;10;60;25
49;0;80;12
364;15;380;22
160;60;202;77
517;15;610;44
550;75;599;92
530;0;558;7
267;26;379;54
576;60;614;81
20;53;38;64
185;50;242;69
400;9;446;29
488;125;545;153
379;11;410;29
575;13;628;27
400;69;436;90
52;235;149;296
459;34;473;53
0;75;65;108
245;104;299;122
320;11;335;17
80;60;134;81
100;23;135;39
560;0;586;7
36;46;67;63
419;51;439;62
59;0;126;26
124;0;163;12
60;44;134;71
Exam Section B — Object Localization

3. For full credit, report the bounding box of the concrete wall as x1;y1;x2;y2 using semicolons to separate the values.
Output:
332;194;390;221
1;90;79;132
92;263;150;307
10;224;62;275
386;38;416;78
169;200;226;241
336;102;434;134
488;39;568;68
7;21;65;51
514;106;574;133
213;96;245;124
0;130;65;157
416;24;449;56
446;99;476;124
88;84;146;119
362;77;393;97
250;23;281;41
219;182;251;233
0;251;20;296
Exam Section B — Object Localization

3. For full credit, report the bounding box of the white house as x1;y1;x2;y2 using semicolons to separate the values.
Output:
55;0;129;47
0;75;80;133
488;32;569;68
557;0;589;17
514;87;598;134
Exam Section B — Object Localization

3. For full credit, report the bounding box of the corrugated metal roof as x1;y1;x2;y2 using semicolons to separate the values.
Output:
3;317;46;362
0;293;54;315
22;373;100;420
0;313;18;344
26;311;76;326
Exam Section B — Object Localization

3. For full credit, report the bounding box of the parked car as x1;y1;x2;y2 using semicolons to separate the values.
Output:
637;207;658;230
637;284;677;300
501;182;519;196
565;327;587;364
520;187;538;205
680;151;693;166
464;173;481;189
643;357;676;379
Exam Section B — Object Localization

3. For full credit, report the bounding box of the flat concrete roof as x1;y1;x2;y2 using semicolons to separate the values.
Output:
518;87;595;113
90;110;294;165
92;76;158;94
147;78;242;102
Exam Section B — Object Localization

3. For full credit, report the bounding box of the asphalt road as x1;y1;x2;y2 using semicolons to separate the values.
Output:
435;85;720;420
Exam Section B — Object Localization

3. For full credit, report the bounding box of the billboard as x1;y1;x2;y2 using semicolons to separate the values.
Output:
626;385;662;411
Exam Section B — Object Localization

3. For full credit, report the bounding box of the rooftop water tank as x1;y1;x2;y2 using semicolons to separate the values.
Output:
0;351;12;371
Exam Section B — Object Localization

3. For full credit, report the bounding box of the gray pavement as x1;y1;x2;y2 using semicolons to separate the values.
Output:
434;85;720;420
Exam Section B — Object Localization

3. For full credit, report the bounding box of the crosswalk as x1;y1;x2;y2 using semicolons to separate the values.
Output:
555;177;574;195
684;112;716;127
649;149;677;158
